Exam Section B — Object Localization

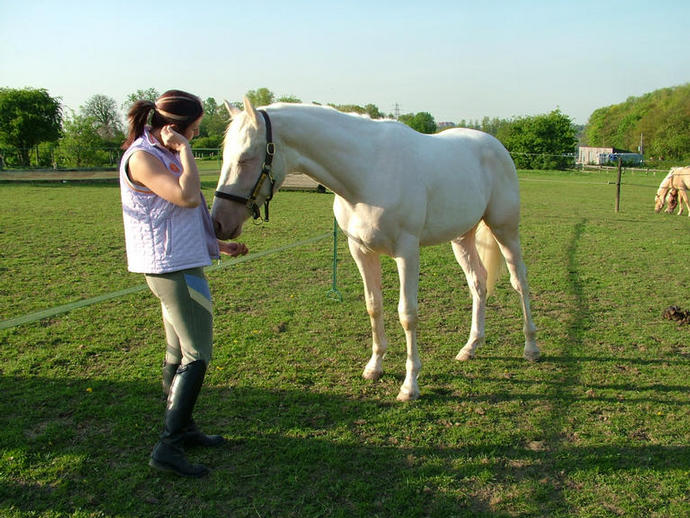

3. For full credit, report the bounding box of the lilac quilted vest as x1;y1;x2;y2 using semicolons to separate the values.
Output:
119;128;219;274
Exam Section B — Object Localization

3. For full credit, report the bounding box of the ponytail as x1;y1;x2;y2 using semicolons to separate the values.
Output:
122;100;155;150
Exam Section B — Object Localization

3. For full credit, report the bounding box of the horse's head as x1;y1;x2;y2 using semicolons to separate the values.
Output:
655;168;679;214
212;97;280;239
654;187;669;213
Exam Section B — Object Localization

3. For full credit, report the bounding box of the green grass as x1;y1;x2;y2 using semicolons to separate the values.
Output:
1;169;688;517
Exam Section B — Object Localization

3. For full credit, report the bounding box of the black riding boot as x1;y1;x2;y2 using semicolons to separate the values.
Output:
183;418;225;448
149;360;209;477
162;361;224;448
162;361;179;398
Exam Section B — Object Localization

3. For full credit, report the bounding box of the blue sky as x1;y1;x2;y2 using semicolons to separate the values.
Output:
1;0;688;124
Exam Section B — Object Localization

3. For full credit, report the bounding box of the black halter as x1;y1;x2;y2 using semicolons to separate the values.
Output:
214;109;276;221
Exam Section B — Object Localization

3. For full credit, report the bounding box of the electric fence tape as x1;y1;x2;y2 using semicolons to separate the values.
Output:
1;231;335;330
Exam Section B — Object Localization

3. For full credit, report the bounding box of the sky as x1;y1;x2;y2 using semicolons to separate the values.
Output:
1;0;689;125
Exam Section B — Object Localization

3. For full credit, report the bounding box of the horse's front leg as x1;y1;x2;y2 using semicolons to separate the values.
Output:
393;238;421;401
678;189;690;216
347;238;387;381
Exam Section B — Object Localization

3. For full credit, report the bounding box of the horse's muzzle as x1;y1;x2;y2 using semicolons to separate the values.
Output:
213;219;223;237
213;218;241;240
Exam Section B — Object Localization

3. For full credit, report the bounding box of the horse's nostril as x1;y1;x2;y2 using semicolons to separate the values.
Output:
213;220;222;237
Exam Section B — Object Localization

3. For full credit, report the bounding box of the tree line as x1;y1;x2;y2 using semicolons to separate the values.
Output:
585;83;690;161
4;83;686;171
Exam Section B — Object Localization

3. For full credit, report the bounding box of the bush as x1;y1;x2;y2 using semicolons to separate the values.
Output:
501;110;577;170
193;136;223;149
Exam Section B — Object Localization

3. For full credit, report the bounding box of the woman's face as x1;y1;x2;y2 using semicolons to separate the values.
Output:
183;116;203;141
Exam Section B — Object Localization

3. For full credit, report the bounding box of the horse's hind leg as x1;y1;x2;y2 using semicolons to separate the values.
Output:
347;238;388;381
490;226;539;361
451;231;488;361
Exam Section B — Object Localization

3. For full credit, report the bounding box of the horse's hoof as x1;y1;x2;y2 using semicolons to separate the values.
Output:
396;388;419;402
523;349;541;362
455;349;475;361
362;368;383;381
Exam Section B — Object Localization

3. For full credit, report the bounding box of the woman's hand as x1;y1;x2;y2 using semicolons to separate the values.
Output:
160;125;189;152
219;241;249;257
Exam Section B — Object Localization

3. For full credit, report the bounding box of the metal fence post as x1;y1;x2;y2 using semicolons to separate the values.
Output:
615;157;622;212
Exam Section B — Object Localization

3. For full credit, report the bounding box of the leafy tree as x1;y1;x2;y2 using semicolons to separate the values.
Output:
649;111;690;159
364;104;384;119
122;88;159;113
198;97;229;143
55;113;111;168
479;116;512;137
245;89;302;107
203;97;219;117
245;88;275;107
81;94;123;140
0;87;62;166
276;95;302;103
192;136;224;149
331;103;366;115
458;119;482;130
330;103;385;119
399;112;437;134
501;109;577;169
196;91;300;150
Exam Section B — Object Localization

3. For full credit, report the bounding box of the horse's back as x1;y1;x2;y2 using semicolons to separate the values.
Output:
410;128;519;244
433;127;516;179
322;113;518;247
672;166;690;189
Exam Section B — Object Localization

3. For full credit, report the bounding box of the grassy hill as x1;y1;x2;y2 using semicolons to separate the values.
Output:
584;83;690;161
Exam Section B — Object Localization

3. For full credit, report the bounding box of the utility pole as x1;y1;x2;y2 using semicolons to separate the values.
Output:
393;103;400;120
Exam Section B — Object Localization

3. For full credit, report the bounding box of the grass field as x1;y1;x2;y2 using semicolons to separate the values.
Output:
1;169;688;517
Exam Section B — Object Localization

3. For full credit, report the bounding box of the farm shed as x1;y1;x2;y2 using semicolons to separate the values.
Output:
577;146;643;165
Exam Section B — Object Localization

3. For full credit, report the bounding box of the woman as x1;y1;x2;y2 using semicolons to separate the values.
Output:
119;90;247;477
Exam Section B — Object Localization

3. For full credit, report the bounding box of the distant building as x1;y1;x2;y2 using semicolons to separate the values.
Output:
436;121;456;130
577;146;643;165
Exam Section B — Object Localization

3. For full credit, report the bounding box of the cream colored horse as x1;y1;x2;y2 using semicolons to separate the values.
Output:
655;167;690;215
212;98;539;401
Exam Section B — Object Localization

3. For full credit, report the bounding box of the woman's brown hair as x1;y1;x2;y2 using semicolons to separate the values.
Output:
122;90;204;150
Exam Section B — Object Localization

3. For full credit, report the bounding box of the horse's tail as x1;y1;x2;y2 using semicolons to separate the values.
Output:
475;221;506;297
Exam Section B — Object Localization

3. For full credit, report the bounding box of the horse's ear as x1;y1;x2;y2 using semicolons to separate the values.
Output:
243;96;259;127
223;100;241;118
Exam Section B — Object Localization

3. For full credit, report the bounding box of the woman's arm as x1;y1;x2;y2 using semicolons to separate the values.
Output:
128;126;201;208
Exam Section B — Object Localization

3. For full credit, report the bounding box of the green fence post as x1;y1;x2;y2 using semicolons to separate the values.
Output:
326;217;343;302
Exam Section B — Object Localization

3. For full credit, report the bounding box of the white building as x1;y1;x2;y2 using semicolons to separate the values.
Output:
578;146;643;165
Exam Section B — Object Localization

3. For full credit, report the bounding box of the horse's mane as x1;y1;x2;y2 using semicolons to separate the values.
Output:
658;170;675;192
266;102;405;128
221;102;420;152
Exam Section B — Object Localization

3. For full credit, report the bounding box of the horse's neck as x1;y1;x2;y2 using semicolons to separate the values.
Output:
273;107;373;199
